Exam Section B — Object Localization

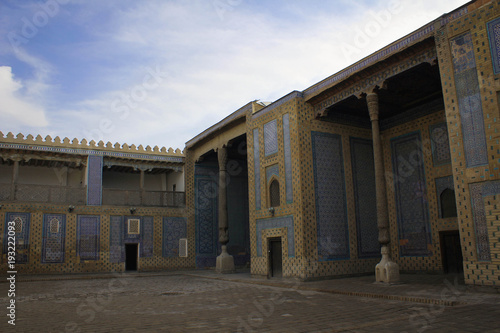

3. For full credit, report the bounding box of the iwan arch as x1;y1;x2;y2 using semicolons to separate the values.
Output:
1;0;500;288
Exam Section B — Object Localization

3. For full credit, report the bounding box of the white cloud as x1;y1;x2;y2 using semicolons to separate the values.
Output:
0;66;49;129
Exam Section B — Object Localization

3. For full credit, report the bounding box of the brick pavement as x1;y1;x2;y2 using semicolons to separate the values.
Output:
1;271;499;332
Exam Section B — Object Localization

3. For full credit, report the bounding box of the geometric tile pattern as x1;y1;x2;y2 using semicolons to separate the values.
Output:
140;216;154;257
469;181;500;262
3;212;30;264
283;113;293;203
163;217;187;257
109;216;124;263
253;128;261;210
487;16;500;74
195;174;218;268
266;164;279;184
123;216;141;243
435;176;455;219
264;119;278;156
77;215;100;261
42;214;66;263
450;33;488;168
312;132;349;260
87;155;103;205
429;122;451;165
256;216;294;257
350;137;379;258
391;132;432;257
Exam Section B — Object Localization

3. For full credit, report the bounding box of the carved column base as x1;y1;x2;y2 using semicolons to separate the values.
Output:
216;245;235;274
375;245;400;283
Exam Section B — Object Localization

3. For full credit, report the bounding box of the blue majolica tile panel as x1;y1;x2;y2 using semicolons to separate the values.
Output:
253;128;261;210
42;214;66;263
450;33;488;168
4;212;31;264
487;16;500;74
87;155;103;205
429;122;451;166
77;215;100;261
350;138;379;258
283;113;293;203
312;132;349;260
391;132;432;257
163;217;187;257
264;119;278;156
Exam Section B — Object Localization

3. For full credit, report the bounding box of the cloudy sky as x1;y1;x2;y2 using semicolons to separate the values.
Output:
0;0;468;150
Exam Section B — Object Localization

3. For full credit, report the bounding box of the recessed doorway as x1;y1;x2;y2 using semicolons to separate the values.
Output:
440;231;463;274
125;243;138;271
269;238;282;278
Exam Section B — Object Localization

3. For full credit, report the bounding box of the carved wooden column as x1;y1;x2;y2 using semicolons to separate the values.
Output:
216;146;235;273
366;92;399;283
11;157;20;200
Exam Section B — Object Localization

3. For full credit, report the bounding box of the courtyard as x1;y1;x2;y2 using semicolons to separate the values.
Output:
1;271;499;332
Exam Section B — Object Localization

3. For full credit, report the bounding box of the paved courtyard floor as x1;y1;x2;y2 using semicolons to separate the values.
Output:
1;270;500;332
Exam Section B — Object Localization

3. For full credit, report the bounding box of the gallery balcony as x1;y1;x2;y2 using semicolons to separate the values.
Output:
0;183;87;205
102;189;185;207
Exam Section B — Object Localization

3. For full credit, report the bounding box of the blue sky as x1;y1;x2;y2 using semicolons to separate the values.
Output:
0;0;468;150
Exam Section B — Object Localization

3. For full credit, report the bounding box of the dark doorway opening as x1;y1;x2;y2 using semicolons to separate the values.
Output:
269;238;282;278
440;231;463;274
125;243;138;271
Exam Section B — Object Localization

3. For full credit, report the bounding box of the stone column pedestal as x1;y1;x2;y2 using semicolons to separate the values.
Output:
216;245;235;274
375;245;400;283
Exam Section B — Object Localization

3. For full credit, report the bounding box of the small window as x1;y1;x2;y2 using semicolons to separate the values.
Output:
441;188;457;218
128;219;140;234
49;218;60;234
269;179;280;207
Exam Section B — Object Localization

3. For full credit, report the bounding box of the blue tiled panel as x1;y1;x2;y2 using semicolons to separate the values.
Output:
123;216;141;243
4;213;30;264
487;17;500;74
109;216;123;263
450;33;488;168
350;138;379;258
77;215;100;260
87;155;103;205
429;123;451;166
266;164;279;183
391;132;432;257
253;128;261;210
163;217;187;257
283;113;293;203
141;216;154;257
195;173;218;268
264;119;278;156
469;180;500;261
256;216;294;257
312;132;349;260
42;214;66;263
435;176;455;219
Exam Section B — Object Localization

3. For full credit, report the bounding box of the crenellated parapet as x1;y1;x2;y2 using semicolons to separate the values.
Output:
0;131;184;157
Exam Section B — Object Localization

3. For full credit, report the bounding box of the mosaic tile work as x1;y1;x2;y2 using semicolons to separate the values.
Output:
87;155;103;205
311;132;349;260
429;122;451;165
109;216;123;263
3;213;30;264
77;215;100;261
469;180;500;261
256;216;294;257
264;119;278;156
266;164;280;184
42;214;66;263
140;216;154;257
283;113;293;203
123;216;141;243
253;128;261;210
195;174;218;268
450;33;488;168
350;138;379;258
487;16;500;74
163;217;187;257
435;176;454;219
391;132;432;257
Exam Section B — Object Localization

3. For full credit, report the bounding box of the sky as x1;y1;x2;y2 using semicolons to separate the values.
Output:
0;0;469;150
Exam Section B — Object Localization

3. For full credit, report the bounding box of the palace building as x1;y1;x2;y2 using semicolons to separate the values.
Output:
1;0;500;288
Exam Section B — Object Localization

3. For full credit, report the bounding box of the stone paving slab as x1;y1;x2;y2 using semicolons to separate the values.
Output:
0;271;499;332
